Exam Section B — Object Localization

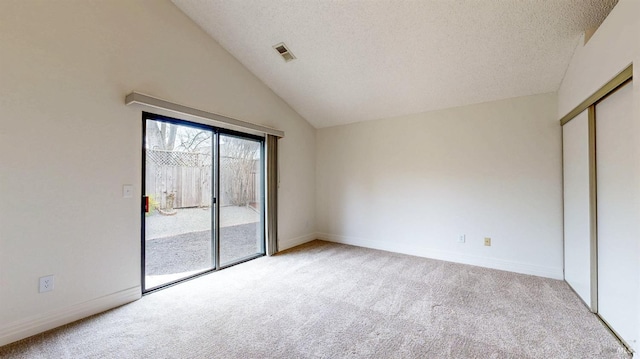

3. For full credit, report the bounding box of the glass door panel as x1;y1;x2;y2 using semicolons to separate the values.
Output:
218;133;264;266
143;118;214;290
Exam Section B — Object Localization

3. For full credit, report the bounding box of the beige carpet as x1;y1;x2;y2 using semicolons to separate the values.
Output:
0;240;630;358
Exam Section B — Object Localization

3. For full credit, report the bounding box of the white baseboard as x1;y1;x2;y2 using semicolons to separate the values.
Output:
317;232;563;280
278;232;318;251
0;286;141;347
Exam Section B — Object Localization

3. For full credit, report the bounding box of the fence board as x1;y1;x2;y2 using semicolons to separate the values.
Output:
145;149;257;210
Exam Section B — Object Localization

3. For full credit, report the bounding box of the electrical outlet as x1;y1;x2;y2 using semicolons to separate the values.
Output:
484;237;491;246
458;234;465;243
39;275;55;293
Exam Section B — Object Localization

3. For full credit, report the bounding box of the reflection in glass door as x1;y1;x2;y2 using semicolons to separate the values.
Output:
218;134;264;266
142;113;265;293
143;117;214;290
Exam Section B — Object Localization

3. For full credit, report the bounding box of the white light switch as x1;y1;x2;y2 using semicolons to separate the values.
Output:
123;185;134;198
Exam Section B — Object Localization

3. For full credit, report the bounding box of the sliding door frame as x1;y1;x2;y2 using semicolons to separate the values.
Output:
141;112;266;294
216;129;266;269
559;63;633;351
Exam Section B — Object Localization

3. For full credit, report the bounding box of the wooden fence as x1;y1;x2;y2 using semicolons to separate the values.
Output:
146;149;258;210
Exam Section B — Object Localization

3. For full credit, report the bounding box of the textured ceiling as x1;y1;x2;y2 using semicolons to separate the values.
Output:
172;0;618;128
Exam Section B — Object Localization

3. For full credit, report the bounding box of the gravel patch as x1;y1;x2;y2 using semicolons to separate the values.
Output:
145;206;259;239
145;222;261;275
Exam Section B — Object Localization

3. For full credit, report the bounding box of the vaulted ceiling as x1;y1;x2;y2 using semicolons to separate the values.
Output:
172;0;618;128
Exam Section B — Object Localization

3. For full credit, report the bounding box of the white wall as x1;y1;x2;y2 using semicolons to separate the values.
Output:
0;0;315;345
557;0;639;352
316;93;563;279
558;0;638;120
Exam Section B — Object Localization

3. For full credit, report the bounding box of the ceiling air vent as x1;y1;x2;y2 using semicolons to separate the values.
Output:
273;42;296;62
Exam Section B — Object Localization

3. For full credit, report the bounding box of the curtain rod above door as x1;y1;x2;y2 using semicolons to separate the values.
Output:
125;92;285;138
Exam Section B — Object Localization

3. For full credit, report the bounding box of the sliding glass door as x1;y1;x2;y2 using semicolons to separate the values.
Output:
218;134;264;266
142;113;264;292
